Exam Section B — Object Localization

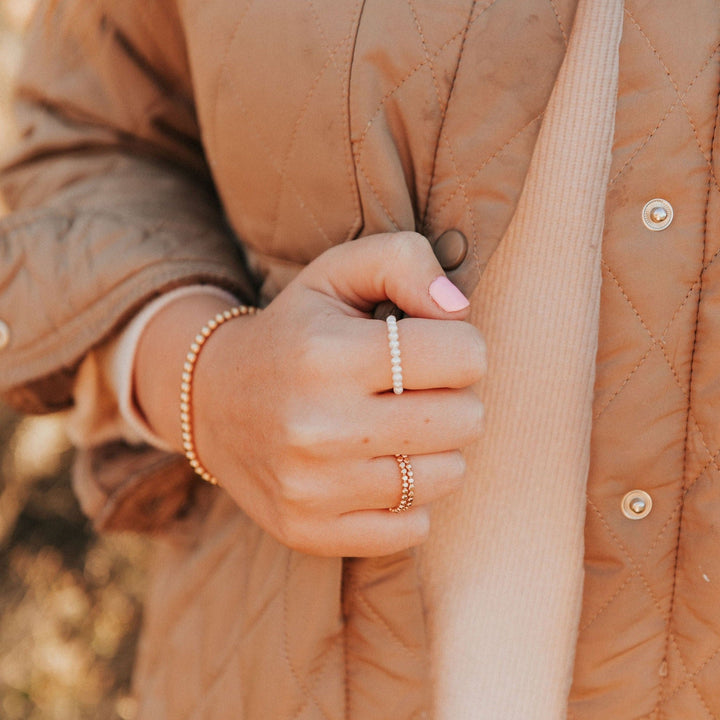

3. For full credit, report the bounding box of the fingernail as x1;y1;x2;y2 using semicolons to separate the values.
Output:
429;276;470;312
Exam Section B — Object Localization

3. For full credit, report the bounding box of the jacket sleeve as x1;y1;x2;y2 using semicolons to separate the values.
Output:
0;0;256;413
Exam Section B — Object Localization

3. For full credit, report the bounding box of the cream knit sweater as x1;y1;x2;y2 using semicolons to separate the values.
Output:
419;1;624;717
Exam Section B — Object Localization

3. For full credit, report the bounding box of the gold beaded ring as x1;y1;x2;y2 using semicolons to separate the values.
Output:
389;453;415;512
181;305;256;485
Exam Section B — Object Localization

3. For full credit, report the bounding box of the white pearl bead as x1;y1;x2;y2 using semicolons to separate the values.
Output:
386;315;403;394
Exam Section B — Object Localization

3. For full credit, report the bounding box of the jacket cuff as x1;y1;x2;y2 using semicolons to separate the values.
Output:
67;285;238;531
72;441;201;533
0;157;257;413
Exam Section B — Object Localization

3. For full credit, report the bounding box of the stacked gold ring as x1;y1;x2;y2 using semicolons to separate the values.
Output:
389;453;415;512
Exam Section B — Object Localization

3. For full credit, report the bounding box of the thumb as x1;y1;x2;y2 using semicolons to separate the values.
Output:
303;232;471;320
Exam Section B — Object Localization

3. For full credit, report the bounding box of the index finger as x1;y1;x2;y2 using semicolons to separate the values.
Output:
302;232;471;320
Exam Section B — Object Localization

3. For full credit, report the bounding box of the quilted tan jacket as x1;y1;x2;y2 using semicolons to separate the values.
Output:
1;0;720;718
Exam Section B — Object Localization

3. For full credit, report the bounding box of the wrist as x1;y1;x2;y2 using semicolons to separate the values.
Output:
180;305;257;484
134;293;240;452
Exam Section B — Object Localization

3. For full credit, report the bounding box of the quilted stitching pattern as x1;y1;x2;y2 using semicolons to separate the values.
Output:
131;1;720;717
184;0;365;262
350;0;574;272
188;0;576;267
569;2;720;718
143;2;576;717
134;497;347;720
16;0;720;715
343;555;431;719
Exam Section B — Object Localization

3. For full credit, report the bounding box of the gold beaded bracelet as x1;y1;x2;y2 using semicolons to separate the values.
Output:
180;305;257;485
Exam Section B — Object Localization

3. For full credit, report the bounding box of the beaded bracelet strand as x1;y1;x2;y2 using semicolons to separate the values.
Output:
181;305;257;485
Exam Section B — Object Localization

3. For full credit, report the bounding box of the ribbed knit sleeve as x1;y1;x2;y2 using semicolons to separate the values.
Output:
418;1;624;717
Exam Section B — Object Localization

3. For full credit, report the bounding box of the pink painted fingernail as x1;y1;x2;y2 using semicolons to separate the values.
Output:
429;276;470;312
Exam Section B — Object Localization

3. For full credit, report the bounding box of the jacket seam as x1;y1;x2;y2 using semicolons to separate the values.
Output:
339;0;366;245
656;60;720;718
419;0;478;235
342;558;351;720
547;0;568;46
267;0;365;250
423;110;543;232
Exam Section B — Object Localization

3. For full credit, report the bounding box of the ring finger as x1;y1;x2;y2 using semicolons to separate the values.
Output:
337;449;467;513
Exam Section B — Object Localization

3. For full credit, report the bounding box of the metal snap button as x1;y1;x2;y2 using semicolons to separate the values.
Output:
621;489;652;520
433;229;468;272
0;320;9;350
642;199;673;231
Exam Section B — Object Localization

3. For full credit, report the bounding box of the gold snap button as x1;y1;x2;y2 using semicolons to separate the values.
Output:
642;199;673;231
0;320;9;350
621;489;652;520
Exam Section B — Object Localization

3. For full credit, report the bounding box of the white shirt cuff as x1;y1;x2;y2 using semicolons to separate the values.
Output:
66;285;238;452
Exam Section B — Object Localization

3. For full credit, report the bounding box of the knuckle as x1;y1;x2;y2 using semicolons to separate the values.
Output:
453;324;487;383
284;417;312;453
294;331;329;376
277;472;312;509
284;410;333;458
425;453;465;499
274;513;316;553
467;327;488;378
388;231;428;263
464;395;485;442
444;451;467;490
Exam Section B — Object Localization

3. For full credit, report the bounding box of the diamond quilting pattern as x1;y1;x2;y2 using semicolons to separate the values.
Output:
171;3;584;716
419;0;572;259
145;0;720;716
188;0;365;261
570;1;720;717
350;0;573;271
191;1;720;715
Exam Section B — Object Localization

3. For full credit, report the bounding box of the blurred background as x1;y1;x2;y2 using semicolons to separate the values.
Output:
0;3;148;718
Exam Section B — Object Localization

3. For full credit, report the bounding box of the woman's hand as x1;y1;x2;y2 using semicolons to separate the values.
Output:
135;232;486;556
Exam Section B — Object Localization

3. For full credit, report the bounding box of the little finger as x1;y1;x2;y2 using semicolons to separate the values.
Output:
303;506;433;557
